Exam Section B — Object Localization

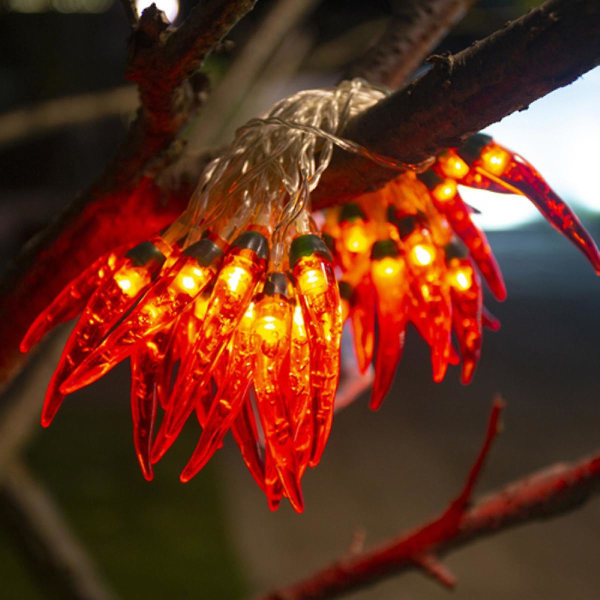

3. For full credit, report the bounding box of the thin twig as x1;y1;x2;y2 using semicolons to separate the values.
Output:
261;401;600;600
191;0;319;147
0;86;137;148
119;0;138;27
313;0;600;208
0;460;116;600
346;0;478;88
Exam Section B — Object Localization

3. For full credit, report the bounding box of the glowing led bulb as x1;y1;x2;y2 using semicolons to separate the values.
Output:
438;150;469;179
409;244;435;267
480;145;510;176
432;179;458;202
448;260;473;291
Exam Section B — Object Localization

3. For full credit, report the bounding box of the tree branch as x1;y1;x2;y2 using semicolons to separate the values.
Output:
313;0;600;208
261;400;600;600
0;86;137;148
0;460;116;600
346;0;478;88
0;0;257;392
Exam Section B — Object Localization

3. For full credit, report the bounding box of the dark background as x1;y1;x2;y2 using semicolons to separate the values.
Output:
1;0;599;598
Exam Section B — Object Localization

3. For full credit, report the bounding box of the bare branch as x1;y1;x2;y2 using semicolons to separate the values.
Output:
0;0;257;393
346;0;478;88
119;0;138;27
0;86;137;148
313;0;600;208
261;403;600;600
0;461;116;600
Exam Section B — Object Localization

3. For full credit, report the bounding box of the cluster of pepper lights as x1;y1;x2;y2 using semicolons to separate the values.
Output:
21;81;600;512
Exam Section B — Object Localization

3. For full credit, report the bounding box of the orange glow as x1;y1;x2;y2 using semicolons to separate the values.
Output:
114;266;150;298
408;244;435;267
432;180;457;202
448;261;473;291
480;145;510;176
297;266;329;296
438;151;469;179
341;222;372;254
371;256;403;281
174;263;205;293
224;264;252;294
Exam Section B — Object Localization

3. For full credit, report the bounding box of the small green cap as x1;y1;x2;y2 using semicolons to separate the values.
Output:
417;169;444;190
232;231;269;261
457;133;493;164
339;203;366;224
126;240;166;273
444;238;468;261
371;239;399;260
289;234;332;267
184;238;224;268
338;280;354;301
263;272;291;298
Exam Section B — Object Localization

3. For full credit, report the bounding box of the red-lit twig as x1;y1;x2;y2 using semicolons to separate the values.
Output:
261;399;600;600
0;0;256;393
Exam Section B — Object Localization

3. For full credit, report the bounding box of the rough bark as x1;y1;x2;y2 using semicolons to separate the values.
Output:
313;0;600;208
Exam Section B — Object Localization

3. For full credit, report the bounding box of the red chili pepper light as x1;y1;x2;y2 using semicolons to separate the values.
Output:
404;230;452;384
152;230;268;463
419;169;506;301
230;394;267;493
349;276;376;374
286;300;312;473
251;273;303;512
61;236;225;394
41;238;169;427
130;325;174;481
369;239;408;409
446;252;483;384
290;234;342;466
457;134;600;273
20;246;126;353
180;300;256;482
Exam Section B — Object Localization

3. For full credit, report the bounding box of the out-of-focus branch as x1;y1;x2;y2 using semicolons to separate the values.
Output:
346;0;478;88
0;460;116;600
192;0;319;147
0;86;137;148
0;0;257;393
261;400;600;600
313;0;600;208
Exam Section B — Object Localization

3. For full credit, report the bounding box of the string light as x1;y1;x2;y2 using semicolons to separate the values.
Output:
20;80;600;513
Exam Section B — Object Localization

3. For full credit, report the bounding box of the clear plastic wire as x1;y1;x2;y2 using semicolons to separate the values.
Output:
163;79;426;251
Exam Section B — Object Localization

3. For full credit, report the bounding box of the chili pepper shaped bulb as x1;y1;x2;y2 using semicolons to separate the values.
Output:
63;237;224;394
336;204;375;271
152;231;268;463
447;257;483;384
264;447;285;512
290;234;342;467
251;274;303;512
369;240;409;410
130;325;174;481
20;246;125;353
418;170;506;301
482;306;501;331
458;134;600;273
41;239;169;427
349;276;376;374
230;394;267;493
286;301;312;472
180;302;256;482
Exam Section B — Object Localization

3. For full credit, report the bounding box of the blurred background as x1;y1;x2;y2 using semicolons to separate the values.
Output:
1;0;599;598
